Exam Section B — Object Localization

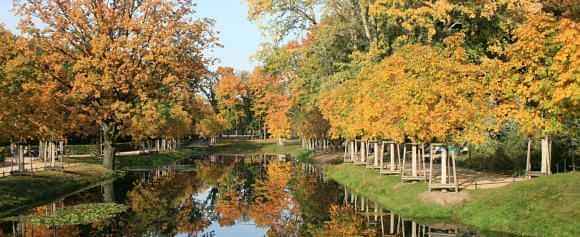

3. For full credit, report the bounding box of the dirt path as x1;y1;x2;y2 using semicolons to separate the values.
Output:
313;151;527;190
311;152;342;164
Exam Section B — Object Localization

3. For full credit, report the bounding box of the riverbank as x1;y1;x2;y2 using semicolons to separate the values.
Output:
0;148;198;217
0;163;116;217
325;164;580;237
0;142;304;217
115;148;199;169
194;139;306;157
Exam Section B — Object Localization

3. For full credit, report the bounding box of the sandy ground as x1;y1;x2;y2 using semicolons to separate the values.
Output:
419;191;470;206
311;152;343;164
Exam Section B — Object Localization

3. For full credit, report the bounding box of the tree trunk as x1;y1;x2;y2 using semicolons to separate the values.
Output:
102;124;115;170
103;181;115;203
97;129;103;158
374;142;380;166
361;141;367;163
358;1;373;43
38;140;43;161
441;147;448;184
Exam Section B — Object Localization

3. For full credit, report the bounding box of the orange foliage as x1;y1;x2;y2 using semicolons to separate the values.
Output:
11;0;216;143
249;68;292;139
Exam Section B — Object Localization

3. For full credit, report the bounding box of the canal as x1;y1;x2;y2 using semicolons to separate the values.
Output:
0;154;515;236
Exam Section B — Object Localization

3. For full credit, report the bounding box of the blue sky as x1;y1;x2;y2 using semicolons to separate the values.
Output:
0;0;262;71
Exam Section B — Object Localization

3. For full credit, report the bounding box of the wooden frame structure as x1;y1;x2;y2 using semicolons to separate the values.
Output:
43;140;66;171
428;144;458;192
343;140;354;163
353;139;368;166
379;211;402;237
401;143;427;182
526;137;552;178
366;140;382;169
379;141;402;175
9;142;31;175
425;227;459;237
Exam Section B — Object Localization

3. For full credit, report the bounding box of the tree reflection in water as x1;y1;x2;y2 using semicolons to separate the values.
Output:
1;155;507;237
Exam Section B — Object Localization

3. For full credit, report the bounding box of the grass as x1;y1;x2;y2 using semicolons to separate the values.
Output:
326;164;580;237
196;139;306;157
295;150;315;163
0;163;116;217
115;149;197;169
325;164;453;220
459;172;580;236
0;148;196;217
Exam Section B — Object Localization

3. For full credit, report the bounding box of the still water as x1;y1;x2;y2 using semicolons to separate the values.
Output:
0;155;514;237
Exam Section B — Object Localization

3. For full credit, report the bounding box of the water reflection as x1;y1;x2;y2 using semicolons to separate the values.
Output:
1;155;513;237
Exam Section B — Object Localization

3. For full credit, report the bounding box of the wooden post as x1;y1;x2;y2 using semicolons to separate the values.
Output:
428;144;434;192
452;148;458;192
379;142;384;171
390;143;395;171
441;146;448;185
411;144;417;177
344;140;348;161
355;140;359;162
18;144;25;172
350;141;355;161
50;141;55;168
361;141;367;163
380;142;385;167
390;213;395;234
548;136;552;175
402;144;407;177
541;136;550;175
374;142;380;167
526;138;532;178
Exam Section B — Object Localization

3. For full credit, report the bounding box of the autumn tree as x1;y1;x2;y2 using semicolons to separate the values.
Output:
215;67;251;135
248;67;292;143
0;25;72;170
247;0;321;41
486;2;580;174
15;0;217;169
245;0;579;177
196;100;228;146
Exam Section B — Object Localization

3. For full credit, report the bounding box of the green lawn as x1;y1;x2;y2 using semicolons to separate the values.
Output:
325;164;453;220
326;164;580;237
0;148;194;217
115;149;197;169
196;139;306;157
0;163;115;217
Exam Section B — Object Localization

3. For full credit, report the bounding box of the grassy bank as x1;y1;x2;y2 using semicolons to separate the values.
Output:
0;148;197;217
115;149;198;169
0;163;116;217
326;164;580;237
326;165;453;220
197;139;306;157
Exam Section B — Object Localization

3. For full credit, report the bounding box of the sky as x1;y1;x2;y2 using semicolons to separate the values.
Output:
0;0;263;71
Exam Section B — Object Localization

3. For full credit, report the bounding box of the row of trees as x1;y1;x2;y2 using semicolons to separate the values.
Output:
244;0;578;171
0;0;219;169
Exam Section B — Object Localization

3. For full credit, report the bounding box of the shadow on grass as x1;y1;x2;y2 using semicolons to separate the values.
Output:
0;164;113;217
